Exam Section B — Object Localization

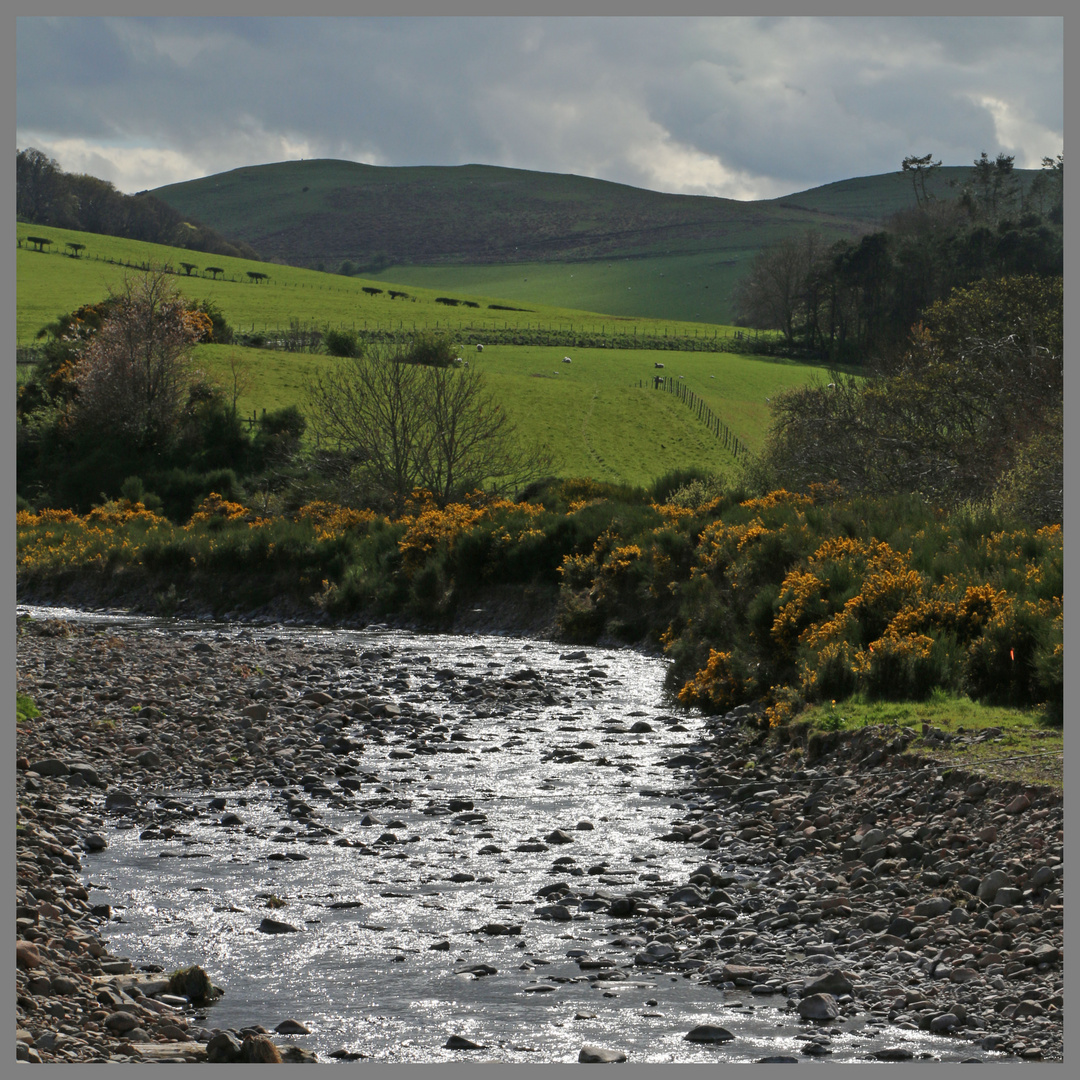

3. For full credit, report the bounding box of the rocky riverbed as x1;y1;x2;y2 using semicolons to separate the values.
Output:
15;611;1063;1064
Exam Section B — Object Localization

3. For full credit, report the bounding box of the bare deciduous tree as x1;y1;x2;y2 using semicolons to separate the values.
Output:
69;271;211;452
305;345;550;513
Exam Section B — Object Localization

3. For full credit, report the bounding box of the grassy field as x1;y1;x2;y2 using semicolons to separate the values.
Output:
793;691;1063;790
18;223;839;487
16;222;755;346
364;250;758;325
190;342;833;485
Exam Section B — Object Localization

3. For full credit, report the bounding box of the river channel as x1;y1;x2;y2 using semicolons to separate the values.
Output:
22;608;974;1063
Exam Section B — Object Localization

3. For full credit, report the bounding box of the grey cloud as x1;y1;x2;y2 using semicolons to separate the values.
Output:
16;16;1063;198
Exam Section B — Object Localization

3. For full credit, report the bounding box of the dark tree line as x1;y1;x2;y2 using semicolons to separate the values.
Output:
758;274;1062;524
733;153;1062;364
17;148;261;261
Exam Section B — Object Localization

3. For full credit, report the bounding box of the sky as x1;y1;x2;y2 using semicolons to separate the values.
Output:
16;15;1064;200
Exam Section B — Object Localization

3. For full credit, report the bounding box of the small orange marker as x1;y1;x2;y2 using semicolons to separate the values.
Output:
1010;649;1015;661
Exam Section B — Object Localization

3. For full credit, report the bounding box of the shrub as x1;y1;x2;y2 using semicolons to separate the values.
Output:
855;634;946;701
963;598;1057;708
405;331;458;367
324;328;360;358
17;693;41;723
677;648;752;712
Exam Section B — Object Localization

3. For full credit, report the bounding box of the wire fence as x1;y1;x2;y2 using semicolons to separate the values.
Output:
638;374;748;460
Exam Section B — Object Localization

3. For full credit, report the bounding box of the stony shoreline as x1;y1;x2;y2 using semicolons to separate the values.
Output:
15;611;1062;1064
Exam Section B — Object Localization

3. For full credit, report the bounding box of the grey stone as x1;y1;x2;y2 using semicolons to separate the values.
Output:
797;994;840;1021
206;1030;244;1063
579;1044;628;1062
258;917;300;934
914;896;951;916
684;1024;735;1043
978;870;1011;901
30;757;70;777
929;1013;959;1032
104;1011;142;1033
803;971;854;998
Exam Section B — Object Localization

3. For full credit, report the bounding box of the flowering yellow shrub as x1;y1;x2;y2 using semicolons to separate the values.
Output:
739;490;813;514
293;501;377;540
677;649;746;711
187;493;251;525
398;501;486;571
86;500;168;527
651;502;697;522
772;569;828;650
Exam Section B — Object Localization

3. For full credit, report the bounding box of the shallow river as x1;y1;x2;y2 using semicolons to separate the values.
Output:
31;611;968;1063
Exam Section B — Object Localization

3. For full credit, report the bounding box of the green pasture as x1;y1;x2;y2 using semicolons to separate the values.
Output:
366;250;756;325
17;223;754;347
18;223;836;488
190;342;835;487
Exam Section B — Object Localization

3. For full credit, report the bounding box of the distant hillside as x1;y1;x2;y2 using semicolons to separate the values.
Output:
152;160;889;271
151;159;1043;325
764;166;981;219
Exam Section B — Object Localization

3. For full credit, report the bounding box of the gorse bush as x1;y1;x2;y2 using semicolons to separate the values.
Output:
16;483;1062;726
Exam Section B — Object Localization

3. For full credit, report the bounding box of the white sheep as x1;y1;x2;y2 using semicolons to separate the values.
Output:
563;356;573;364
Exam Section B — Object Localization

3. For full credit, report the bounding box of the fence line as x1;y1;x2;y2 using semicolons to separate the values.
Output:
17;240;821;359
641;374;747;460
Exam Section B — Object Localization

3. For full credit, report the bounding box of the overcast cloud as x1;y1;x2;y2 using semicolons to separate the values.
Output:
16;15;1063;198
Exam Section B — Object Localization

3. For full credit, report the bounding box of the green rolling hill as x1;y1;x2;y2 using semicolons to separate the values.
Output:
152;160;1019;323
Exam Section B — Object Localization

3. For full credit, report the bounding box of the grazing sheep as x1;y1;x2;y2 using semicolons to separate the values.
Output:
655;363;665;369
563;356;573;364
476;344;484;352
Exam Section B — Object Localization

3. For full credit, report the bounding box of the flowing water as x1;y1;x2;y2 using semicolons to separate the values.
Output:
24;610;968;1063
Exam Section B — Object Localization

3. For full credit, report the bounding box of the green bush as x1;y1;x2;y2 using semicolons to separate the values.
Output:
324;328;360;358
859;635;948;701
405;331;458;368
963;599;1055;710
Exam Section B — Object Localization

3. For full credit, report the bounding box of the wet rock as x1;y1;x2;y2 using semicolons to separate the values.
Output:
536;904;573;921
258;917;300;934
444;1035;486;1050
797;994;840;1021
579;1044;628;1062
684;1024;735;1043
546;829;574;845
275;1019;311;1034
874;1046;914;1060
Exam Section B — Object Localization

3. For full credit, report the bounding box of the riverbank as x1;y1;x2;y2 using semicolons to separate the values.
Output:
15;611;1062;1063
